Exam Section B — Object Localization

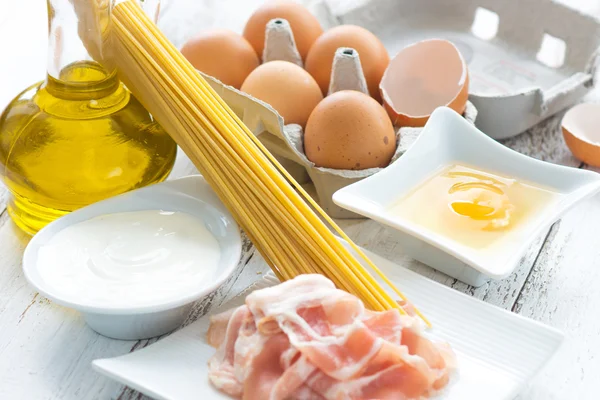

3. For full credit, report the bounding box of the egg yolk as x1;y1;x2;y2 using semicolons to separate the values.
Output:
445;171;514;231
388;165;560;251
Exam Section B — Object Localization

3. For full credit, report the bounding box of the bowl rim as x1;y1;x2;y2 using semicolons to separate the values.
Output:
333;107;600;279
22;175;243;315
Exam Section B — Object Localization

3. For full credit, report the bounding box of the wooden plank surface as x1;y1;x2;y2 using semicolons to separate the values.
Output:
0;0;599;399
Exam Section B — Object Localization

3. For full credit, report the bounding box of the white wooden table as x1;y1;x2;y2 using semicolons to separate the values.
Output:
1;0;600;398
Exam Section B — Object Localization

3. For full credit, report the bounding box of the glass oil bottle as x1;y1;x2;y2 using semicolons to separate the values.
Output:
0;0;177;235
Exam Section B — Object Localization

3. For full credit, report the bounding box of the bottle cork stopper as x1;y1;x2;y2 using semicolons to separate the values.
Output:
262;18;303;67
328;47;369;96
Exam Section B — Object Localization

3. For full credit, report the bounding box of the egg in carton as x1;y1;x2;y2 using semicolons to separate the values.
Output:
203;19;477;218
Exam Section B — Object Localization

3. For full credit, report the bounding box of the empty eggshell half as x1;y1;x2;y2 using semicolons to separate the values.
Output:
562;103;600;166
380;39;469;127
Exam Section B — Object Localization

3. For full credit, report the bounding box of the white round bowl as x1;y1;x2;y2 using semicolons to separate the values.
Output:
23;175;242;340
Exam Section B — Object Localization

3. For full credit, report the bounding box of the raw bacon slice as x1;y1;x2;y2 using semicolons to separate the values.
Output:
207;275;456;400
207;306;249;397
207;307;237;348
242;333;290;400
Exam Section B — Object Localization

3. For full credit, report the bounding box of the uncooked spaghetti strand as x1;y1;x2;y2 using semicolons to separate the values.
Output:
112;24;358;286
112;1;426;318
118;6;408;314
131;12;424;315
112;14;388;308
113;3;394;312
111;31;300;281
113;25;345;288
112;5;392;312
115;15;390;312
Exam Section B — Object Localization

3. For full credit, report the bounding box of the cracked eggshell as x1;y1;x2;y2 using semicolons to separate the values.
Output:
562;103;600;166
380;39;469;127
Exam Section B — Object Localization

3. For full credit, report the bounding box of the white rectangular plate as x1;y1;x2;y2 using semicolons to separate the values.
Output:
93;245;563;400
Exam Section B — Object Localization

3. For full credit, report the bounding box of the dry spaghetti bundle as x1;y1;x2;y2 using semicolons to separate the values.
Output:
109;0;428;325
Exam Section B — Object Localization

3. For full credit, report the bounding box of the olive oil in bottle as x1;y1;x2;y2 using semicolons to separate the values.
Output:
0;0;176;235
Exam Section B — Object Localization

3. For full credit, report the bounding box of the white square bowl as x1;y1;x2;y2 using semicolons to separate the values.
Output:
333;107;600;286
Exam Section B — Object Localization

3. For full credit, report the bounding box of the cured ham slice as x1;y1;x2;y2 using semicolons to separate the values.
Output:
207;275;456;400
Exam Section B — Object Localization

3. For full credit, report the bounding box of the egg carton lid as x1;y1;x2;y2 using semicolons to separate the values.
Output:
313;0;600;139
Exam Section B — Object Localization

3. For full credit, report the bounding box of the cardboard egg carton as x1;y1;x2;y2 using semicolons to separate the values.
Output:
321;0;600;139
201;14;478;218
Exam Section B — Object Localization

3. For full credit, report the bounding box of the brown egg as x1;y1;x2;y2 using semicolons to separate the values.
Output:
243;0;323;61
181;29;259;89
380;39;469;127
304;90;395;170
241;60;323;127
562;103;600;166
305;25;389;102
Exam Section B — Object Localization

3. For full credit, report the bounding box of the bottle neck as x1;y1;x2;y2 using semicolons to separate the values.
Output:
45;0;117;97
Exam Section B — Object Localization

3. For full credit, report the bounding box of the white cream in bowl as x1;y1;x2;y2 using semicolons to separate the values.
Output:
24;176;242;340
37;210;221;308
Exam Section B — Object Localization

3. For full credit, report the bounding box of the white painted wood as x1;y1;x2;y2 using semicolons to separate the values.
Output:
0;0;600;399
514;192;600;400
